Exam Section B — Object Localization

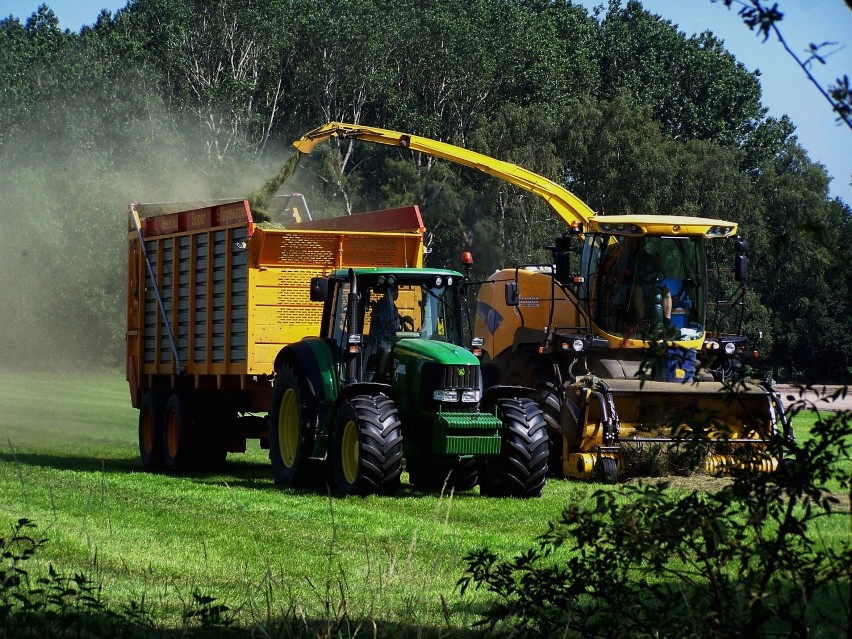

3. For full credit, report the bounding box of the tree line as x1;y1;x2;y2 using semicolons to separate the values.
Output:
0;0;849;382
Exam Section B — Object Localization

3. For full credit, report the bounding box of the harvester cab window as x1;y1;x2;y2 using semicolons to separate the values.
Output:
584;234;705;340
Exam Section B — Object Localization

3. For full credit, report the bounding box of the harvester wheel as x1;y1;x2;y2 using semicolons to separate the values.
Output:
138;389;167;471
480;398;549;498
330;395;403;496
503;348;564;473
162;390;200;473
407;457;478;492
597;456;618;484
268;364;316;487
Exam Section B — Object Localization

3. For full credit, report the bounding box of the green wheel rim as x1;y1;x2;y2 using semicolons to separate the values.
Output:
278;388;299;467
341;419;360;484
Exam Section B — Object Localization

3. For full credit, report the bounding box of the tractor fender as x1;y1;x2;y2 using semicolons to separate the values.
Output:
482;384;534;411
273;338;337;404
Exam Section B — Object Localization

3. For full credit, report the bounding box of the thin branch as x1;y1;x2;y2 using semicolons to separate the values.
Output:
715;0;852;129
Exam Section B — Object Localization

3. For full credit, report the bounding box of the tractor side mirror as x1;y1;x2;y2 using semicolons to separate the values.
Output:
505;281;519;307
310;277;329;302
735;254;748;282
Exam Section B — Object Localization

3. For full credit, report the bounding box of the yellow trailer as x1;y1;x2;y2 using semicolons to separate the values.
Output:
126;199;424;471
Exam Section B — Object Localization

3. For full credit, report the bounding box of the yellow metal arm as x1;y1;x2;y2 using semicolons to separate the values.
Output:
293;121;596;226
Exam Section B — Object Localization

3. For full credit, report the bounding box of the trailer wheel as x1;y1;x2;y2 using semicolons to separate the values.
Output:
163;391;199;473
330;395;403;496
268;364;315;487
194;394;231;471
138;389;167;471
407;458;478;492
480;398;549;498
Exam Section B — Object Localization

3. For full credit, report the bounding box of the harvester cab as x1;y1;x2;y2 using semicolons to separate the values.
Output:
268;266;549;497
521;215;753;380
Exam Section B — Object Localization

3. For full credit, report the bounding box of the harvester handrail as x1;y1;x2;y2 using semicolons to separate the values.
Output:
293;122;597;227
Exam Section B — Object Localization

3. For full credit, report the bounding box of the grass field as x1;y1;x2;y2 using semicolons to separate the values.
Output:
0;370;848;635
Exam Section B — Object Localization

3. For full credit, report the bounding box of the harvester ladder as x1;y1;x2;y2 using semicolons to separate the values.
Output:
130;207;184;374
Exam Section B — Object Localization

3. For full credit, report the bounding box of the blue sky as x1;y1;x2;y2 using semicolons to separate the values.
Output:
4;0;850;205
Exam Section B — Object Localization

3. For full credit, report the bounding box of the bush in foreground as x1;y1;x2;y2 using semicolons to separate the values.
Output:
460;388;852;638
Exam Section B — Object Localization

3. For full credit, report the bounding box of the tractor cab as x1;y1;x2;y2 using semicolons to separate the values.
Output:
315;268;474;382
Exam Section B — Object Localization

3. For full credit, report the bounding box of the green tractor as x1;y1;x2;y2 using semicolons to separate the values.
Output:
267;267;549;497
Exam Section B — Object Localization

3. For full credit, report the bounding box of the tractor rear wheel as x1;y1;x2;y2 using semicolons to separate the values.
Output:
138;389;166;471
268;364;317;487
330;395;403;496
480;398;549;498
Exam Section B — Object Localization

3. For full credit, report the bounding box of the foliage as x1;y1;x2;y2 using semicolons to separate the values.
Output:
459;388;852;638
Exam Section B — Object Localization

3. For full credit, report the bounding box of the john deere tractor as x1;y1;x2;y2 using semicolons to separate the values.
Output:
267;266;548;497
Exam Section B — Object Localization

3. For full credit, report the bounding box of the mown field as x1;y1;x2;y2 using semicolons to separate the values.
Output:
0;370;848;636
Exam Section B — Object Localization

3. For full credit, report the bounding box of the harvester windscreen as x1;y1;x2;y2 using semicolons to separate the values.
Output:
582;234;706;339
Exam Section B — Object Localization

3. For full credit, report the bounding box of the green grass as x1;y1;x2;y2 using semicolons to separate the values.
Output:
0;371;598;632
0;371;848;635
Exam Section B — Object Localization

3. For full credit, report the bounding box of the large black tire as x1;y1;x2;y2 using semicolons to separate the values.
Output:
268;364;316;488
330;395;403;496
162;390;200;473
138;389;167;471
480;398;549;498
502;348;564;473
407;457;479;493
193;392;232;471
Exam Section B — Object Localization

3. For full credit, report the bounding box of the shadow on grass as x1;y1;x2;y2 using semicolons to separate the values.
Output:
0;450;489;500
2;611;484;639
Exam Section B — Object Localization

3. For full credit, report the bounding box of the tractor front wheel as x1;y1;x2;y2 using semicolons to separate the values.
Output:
480;398;549;498
330;395;403;496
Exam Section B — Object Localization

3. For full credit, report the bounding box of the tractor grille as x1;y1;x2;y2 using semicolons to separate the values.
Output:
420;363;482;412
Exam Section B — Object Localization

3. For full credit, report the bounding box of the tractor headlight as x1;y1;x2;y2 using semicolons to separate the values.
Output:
461;389;480;403
724;342;737;355
433;389;459;402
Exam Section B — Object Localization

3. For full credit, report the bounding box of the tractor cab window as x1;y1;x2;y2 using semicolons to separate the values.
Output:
581;234;706;339
419;284;464;345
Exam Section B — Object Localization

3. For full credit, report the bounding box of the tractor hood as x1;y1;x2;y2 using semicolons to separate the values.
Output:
393;338;480;366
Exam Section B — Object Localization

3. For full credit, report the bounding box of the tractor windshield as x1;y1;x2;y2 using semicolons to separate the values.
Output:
418;285;465;344
580;234;706;340
331;279;466;353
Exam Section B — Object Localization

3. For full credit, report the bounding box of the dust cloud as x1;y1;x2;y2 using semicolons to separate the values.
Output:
0;100;314;372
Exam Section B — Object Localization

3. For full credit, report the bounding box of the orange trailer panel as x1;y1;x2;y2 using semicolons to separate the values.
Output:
127;201;424;406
